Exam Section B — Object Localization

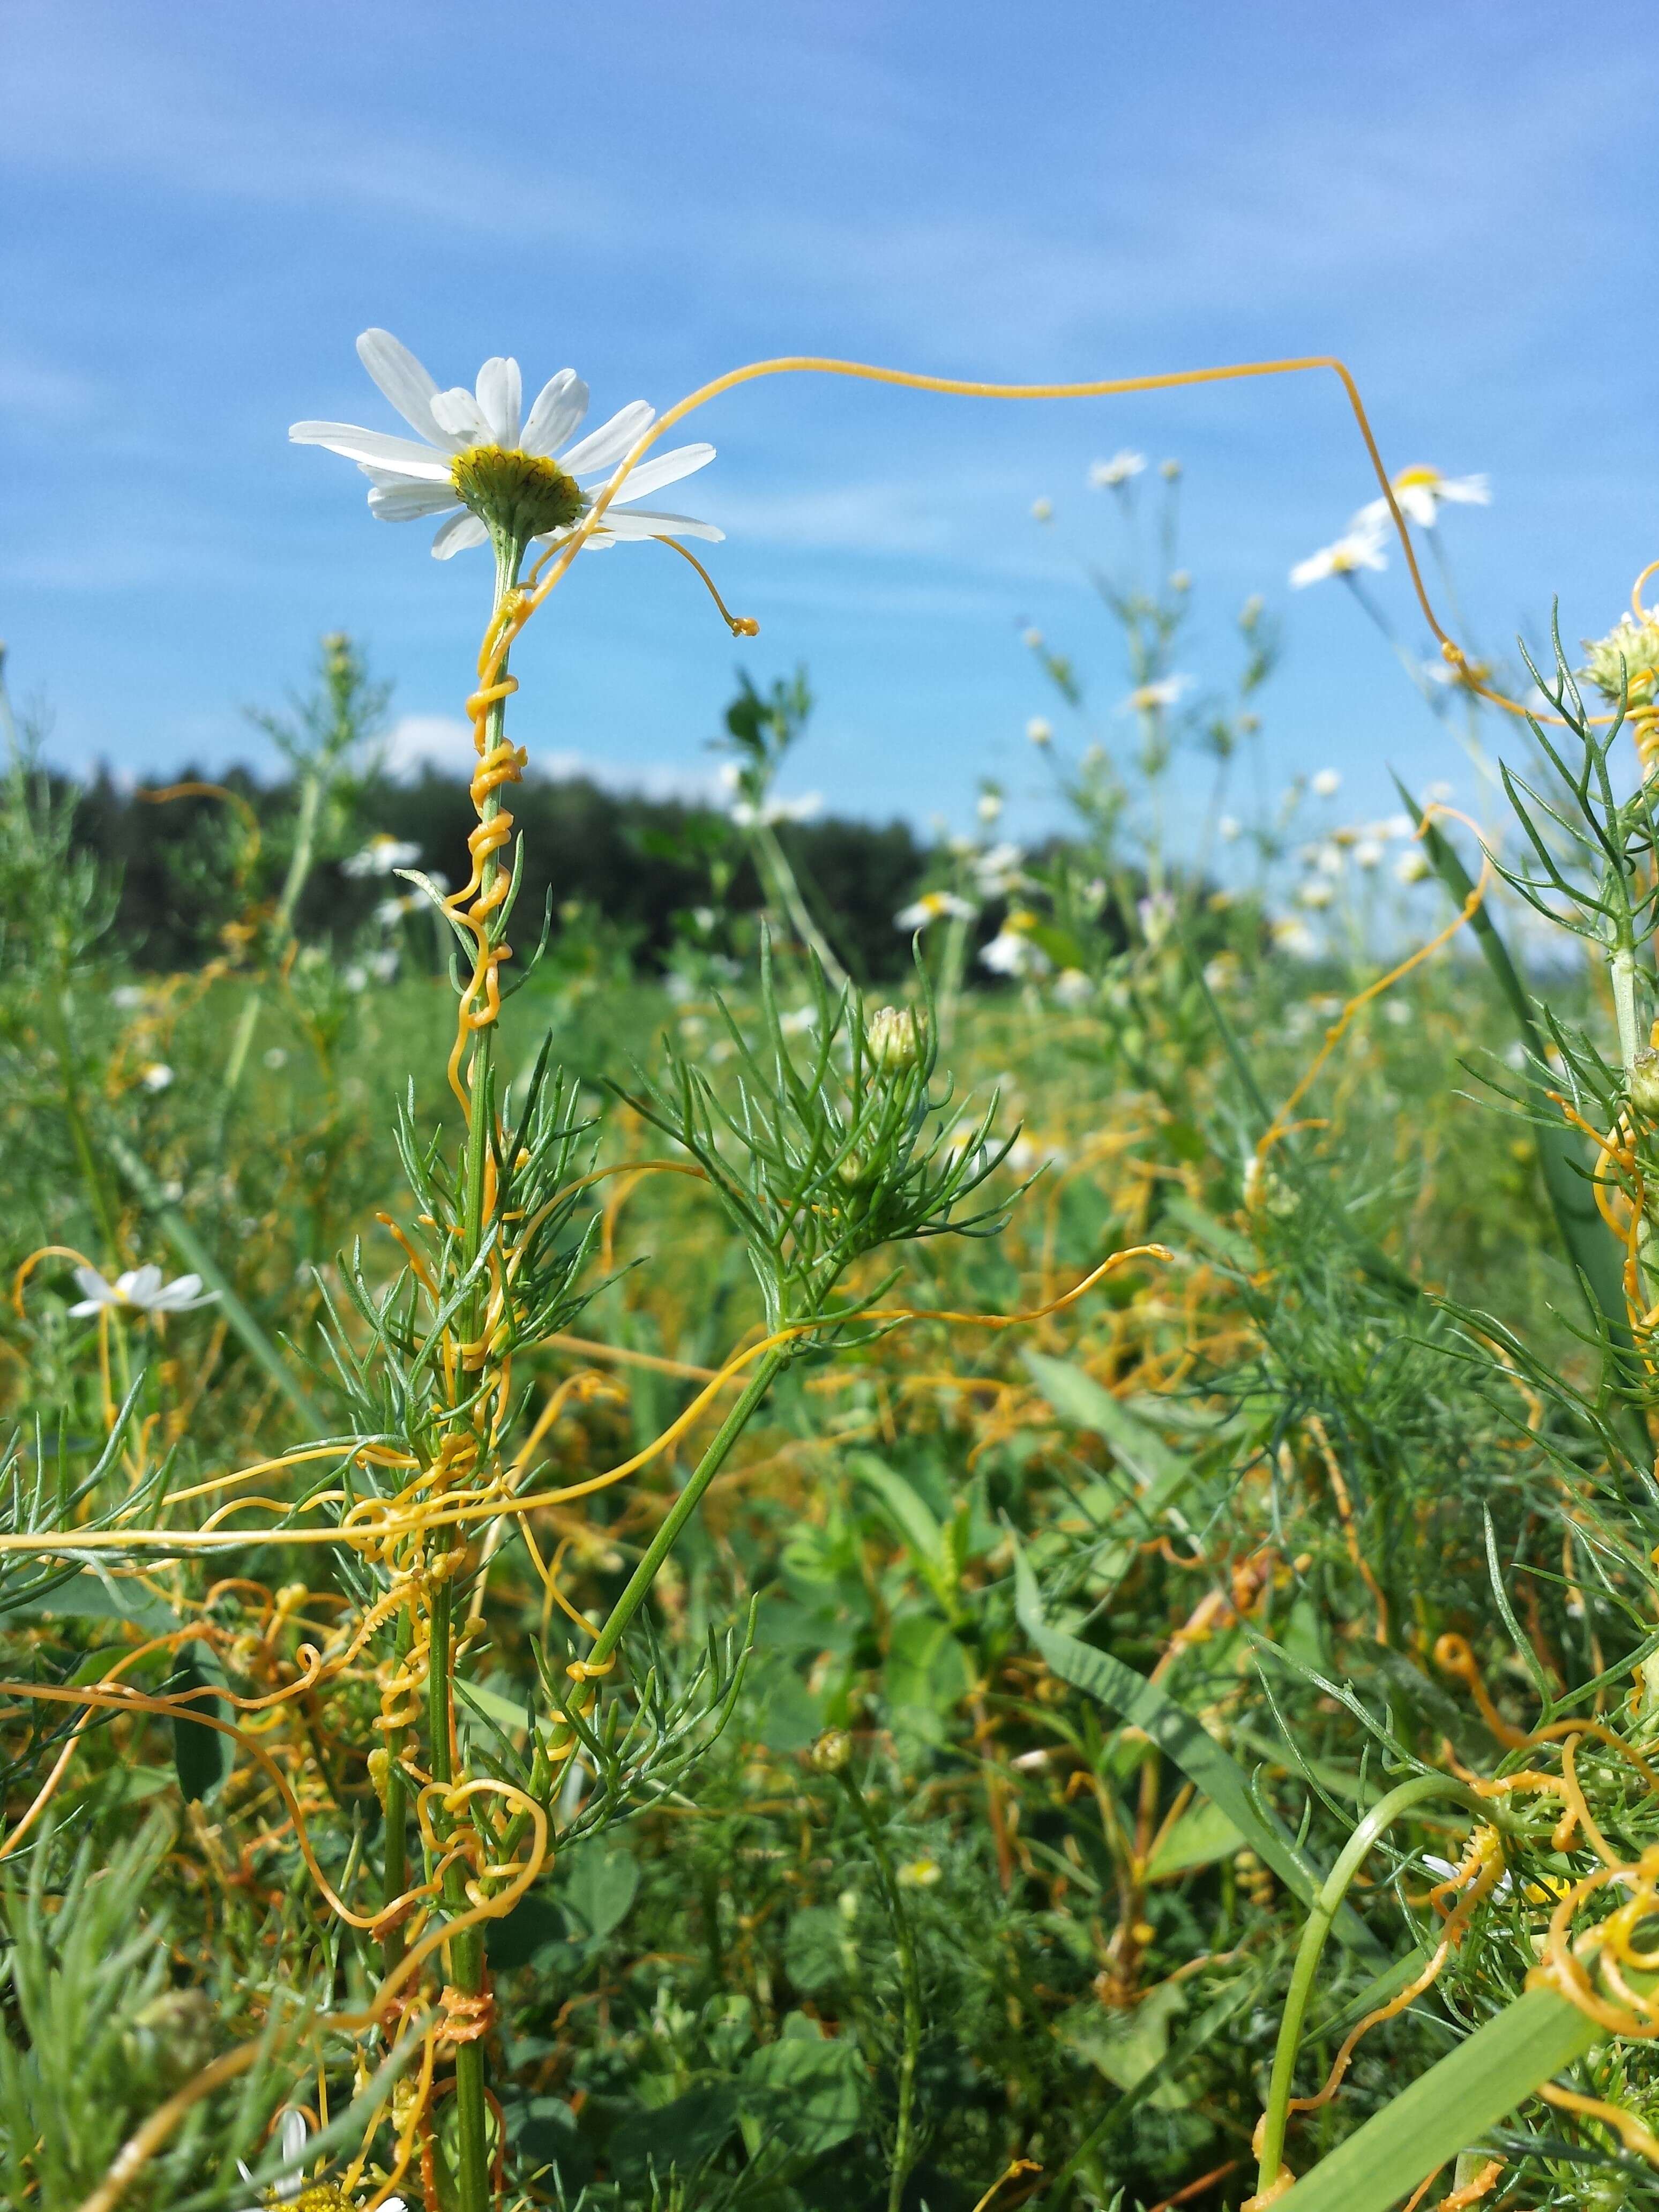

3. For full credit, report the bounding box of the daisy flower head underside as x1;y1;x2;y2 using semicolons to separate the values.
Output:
290;330;720;569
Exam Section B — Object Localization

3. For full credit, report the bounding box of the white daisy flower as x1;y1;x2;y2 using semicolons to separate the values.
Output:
1217;814;1243;842
69;1265;217;1317
1311;768;1342;798
1030;496;1053;521
1026;717;1052;747
235;2108;407;2212
342;834;421;878
1120;674;1192;714
139;1062;174;1093
1298;879;1335;910
730;792;821;827
895;889;975;932
973;842;1027;899
1289;520;1388;589
1355;465;1490;533
976;790;1004;824
1395;847;1432;885
981;913;1051;978
1051;967;1095;1008
1088;450;1146;489
291;329;719;562
1353;839;1385;870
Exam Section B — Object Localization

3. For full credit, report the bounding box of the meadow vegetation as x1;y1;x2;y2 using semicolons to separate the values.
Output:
6;336;1659;2212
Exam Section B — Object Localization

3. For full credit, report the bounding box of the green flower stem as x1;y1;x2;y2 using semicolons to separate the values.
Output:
1256;1774;1504;2196
835;1767;924;2212
585;1344;787;1672
427;541;522;2212
222;759;326;1104
380;1602;416;1979
753;821;848;990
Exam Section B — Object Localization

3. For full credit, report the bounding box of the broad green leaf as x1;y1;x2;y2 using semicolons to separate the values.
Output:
609;2082;739;2183
561;1844;640;1943
1145;1797;1243;1880
738;2023;865;2158
784;1905;856;1993
1058;1978;1190;2108
1012;1541;1386;1966
170;1642;230;1804
9;1571;180;1638
1021;1352;1192;1512
1276;1985;1597;2211
849;1456;946;1575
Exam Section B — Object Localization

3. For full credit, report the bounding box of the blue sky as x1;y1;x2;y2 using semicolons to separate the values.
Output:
5;0;1657;844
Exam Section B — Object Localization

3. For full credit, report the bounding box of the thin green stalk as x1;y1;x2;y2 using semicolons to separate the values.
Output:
836;1768;924;2212
586;1345;788;1672
428;1579;490;2212
380;1604;415;1978
1256;1774;1501;2195
223;760;327;1103
755;822;848;990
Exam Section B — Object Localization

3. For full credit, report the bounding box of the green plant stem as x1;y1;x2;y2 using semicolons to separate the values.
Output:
754;822;848;990
836;1768;924;2212
223;759;327;1104
586;1345;788;1671
1256;1774;1503;2195
429;1578;490;2212
380;1603;415;1978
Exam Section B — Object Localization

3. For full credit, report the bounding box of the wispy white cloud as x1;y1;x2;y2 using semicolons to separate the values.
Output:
380;716;721;802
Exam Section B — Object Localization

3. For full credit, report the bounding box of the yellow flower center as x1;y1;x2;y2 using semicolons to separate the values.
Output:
449;444;586;547
282;2187;354;2212
1392;465;1443;491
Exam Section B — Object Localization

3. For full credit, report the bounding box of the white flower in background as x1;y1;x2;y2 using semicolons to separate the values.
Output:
731;792;821;828
1380;813;1415;840
69;1264;217;1317
1311;768;1342;798
976;789;1004;824
1138;890;1176;948
367;948;400;984
895;889;974;932
1088;450;1146;489
1425;780;1454;802
1272;917;1318;957
981;912;1051;978
1217;814;1243;842
1026;716;1053;747
1289;519;1387;589
111;984;149;1012
342;833;421;878
1353;839;1385;870
263;1047;288;1070
974;842;1027;898
1021;627;1045;649
374;894;418;928
778;1005;819;1034
1395;847;1432;885
1314;842;1344;876
1120;674;1192;714
1160;458;1182;481
1169;567;1192;593
342;963;368;993
140;1063;174;1092
1052;967;1095;1008
1356;466;1490;533
1298;879;1335;910
291;328;719;561
1030;496;1053;521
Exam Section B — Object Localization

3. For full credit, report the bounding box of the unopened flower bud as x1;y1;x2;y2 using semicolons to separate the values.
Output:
1628;1048;1659;1118
367;1746;391;1803
810;1728;853;1773
866;1005;921;1071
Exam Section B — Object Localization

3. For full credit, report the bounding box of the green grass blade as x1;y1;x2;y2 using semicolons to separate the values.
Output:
1275;1985;1597;2211
1012;1541;1387;1965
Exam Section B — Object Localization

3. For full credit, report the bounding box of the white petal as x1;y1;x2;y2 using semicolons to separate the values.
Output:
606;443;716;505
71;1265;117;1307
280;2111;308;2167
123;1266;163;1305
151;1274;205;1309
592;507;723;543
432;386;488;445
356;330;448;445
521;370;588;457
288;422;451;476
474;356;522;449
560;400;655;475
368;479;462;522
432;511;490;559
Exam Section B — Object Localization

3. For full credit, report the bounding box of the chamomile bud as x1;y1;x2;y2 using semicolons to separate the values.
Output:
810;1728;854;1774
1627;1047;1659;1118
866;1005;921;1071
1582;611;1659;704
